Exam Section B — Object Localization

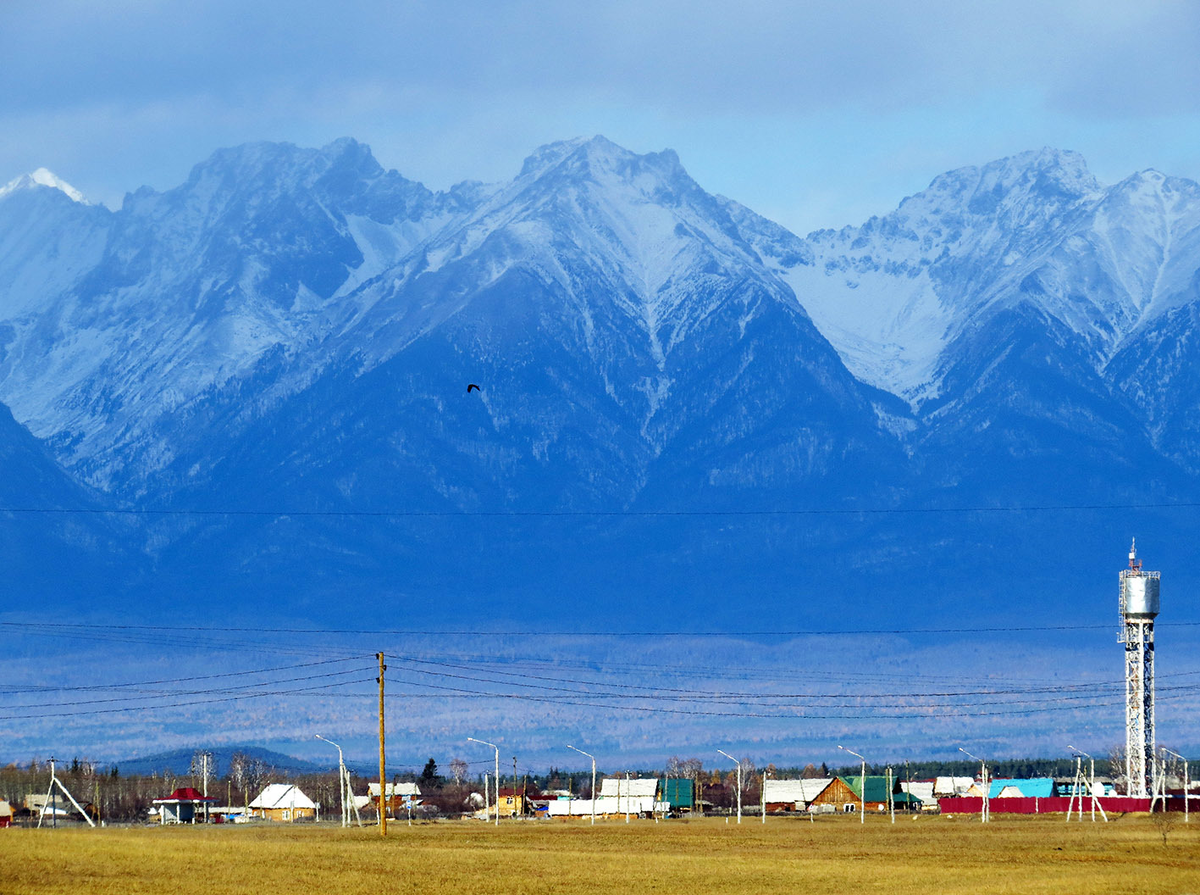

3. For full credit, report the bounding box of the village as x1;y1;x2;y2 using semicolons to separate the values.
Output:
2;750;1197;829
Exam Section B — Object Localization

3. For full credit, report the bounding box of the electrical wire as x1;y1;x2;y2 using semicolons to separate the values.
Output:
5;620;1197;637
6;500;1200;517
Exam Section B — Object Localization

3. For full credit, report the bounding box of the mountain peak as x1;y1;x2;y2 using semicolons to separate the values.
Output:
516;136;686;184
518;135;621;178
0;167;90;205
918;147;1100;217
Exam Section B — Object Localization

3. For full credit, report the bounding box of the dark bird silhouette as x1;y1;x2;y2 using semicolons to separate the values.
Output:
467;383;481;393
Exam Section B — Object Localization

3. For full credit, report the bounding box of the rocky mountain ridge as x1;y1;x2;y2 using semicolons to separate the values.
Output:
3;137;1200;628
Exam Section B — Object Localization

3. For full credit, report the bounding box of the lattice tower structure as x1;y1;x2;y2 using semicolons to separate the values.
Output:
1119;540;1159;799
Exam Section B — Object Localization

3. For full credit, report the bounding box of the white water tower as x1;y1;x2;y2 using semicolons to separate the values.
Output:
1119;539;1159;798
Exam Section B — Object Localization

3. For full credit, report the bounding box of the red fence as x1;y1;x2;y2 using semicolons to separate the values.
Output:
938;796;1156;815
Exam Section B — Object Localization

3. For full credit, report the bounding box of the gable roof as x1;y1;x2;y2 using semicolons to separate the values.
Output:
842;776;895;803
934;776;975;796
763;779;832;803
249;783;315;810
368;782;421;798
164;787;215;802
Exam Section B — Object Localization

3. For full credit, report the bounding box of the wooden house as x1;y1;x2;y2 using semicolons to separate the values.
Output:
808;776;906;813
368;782;422;817
249;784;317;822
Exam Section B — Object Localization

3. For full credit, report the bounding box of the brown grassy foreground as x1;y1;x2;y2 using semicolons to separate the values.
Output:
2;814;1199;895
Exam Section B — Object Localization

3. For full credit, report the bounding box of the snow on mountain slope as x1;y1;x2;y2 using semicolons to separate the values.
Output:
5;136;1200;506
333;137;817;423
0;178;111;320
758;150;1200;408
0;139;485;488
135;136;902;520
764;149;1105;401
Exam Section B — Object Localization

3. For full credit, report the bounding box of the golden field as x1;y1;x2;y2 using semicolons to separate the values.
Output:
2;814;1198;895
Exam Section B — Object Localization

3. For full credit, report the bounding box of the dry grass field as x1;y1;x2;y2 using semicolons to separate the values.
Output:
2;814;1198;894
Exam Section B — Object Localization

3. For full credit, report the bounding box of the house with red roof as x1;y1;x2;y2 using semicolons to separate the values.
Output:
152;787;216;824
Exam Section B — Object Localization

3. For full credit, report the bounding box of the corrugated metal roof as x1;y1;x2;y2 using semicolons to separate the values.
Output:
368;782;422;797
934;776;975;796
763;779;832;803
901;781;936;803
988;778;1056;799
599;777;658;798
249;783;316;810
842;775;894;802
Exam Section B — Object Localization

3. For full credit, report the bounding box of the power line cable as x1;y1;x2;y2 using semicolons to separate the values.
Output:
5;620;1197;637
7;500;1200;517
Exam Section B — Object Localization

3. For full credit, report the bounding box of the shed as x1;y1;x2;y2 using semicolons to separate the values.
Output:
249;784;317;822
152;787;216;825
660;778;694;811
0;799;12;828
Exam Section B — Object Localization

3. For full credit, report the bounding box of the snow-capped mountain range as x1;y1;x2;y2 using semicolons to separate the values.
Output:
3;136;1200;627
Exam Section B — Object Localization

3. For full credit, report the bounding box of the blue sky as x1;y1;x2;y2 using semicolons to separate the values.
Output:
4;0;1200;234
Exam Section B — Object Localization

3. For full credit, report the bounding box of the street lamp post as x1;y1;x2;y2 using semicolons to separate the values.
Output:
761;766;770;825
1163;748;1190;823
717;750;742;824
314;734;349;827
566;745;596;826
468;737;500;826
1067;745;1108;823
838;746;867;825
959;747;989;823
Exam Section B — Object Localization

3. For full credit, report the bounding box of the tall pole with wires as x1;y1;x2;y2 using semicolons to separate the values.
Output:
377;652;387;837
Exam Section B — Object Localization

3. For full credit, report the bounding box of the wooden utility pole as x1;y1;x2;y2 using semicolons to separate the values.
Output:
377;652;387;836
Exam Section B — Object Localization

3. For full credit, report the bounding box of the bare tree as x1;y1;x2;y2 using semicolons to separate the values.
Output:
1107;744;1128;794
189;751;216;793
667;757;704;780
449;758;469;786
230;752;268;810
